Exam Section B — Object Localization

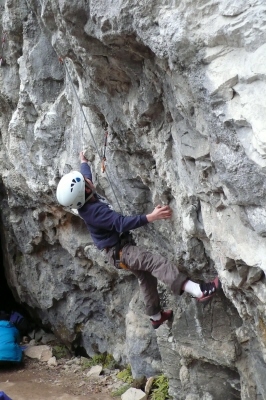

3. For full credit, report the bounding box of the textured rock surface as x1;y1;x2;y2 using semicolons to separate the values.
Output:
1;0;266;399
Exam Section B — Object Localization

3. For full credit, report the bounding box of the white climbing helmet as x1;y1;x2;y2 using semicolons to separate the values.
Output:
56;171;86;209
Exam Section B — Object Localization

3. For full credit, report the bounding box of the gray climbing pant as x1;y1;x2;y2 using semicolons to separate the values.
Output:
105;244;188;316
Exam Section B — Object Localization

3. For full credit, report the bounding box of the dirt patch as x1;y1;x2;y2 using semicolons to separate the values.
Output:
0;357;115;400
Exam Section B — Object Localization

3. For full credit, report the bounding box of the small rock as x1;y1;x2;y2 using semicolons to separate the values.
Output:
47;356;57;367
35;329;46;342
72;367;81;373
145;377;154;395
41;333;57;344
235;326;250;343
121;388;147;400
28;330;35;340
73;357;81;365
24;345;53;361
86;365;103;377
65;359;74;365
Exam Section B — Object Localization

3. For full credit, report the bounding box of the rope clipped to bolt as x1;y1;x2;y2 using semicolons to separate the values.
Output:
101;128;108;173
59;56;123;214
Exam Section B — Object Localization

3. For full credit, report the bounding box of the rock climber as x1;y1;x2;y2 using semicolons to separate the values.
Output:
56;152;221;329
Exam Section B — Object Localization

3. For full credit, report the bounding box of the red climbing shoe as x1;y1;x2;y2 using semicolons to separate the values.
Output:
150;310;173;329
197;277;221;304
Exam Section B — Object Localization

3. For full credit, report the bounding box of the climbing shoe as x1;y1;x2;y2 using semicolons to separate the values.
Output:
197;277;221;304
150;310;173;329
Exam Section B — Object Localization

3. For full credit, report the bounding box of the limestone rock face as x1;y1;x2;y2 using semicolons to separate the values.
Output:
0;1;266;399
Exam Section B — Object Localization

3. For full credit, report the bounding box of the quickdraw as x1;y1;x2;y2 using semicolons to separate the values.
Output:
101;128;108;173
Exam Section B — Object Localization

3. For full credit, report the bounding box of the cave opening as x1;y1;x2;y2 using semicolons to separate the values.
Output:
0;235;29;318
0;240;16;313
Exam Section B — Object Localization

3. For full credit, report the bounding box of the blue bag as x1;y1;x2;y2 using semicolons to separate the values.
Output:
0;392;13;400
9;311;24;325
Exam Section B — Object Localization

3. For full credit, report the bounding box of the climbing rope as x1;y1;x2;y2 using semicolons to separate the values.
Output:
19;1;123;212
59;57;123;214
80;108;86;151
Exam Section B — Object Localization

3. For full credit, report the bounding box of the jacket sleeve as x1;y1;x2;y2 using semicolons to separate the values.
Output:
90;204;148;233
80;162;93;181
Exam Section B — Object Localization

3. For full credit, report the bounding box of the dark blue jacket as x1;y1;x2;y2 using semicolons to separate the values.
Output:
0;320;22;363
78;163;148;249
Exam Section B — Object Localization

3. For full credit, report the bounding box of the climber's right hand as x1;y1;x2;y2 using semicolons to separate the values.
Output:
146;205;172;222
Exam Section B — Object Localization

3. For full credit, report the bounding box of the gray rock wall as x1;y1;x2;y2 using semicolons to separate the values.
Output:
1;0;266;398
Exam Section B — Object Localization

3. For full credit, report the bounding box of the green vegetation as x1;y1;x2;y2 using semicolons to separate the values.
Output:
110;364;170;399
110;365;133;397
81;353;117;370
116;364;134;384
151;375;171;400
52;344;70;359
79;355;170;400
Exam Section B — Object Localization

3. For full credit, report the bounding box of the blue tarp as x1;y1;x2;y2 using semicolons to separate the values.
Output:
0;392;13;400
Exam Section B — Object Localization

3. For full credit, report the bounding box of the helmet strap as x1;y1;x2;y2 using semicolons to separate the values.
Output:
84;190;96;203
83;180;96;204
